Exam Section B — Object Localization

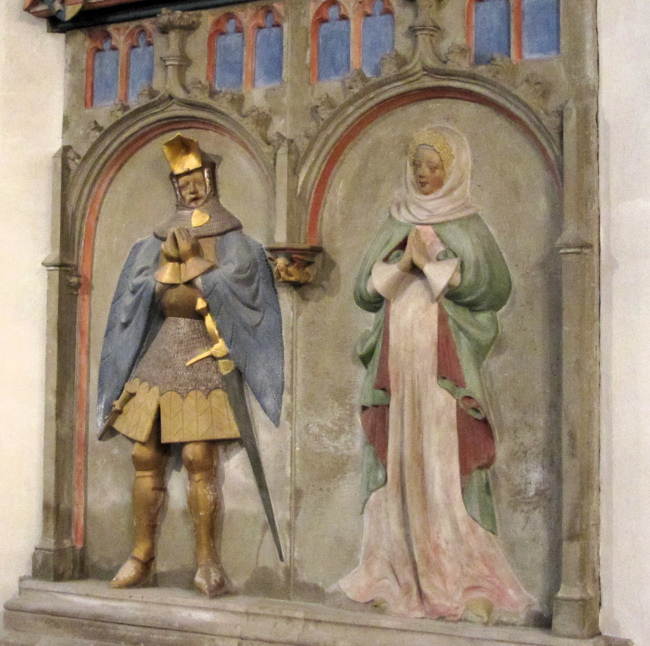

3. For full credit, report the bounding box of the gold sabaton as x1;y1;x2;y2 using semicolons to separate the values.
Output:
163;134;203;175
191;209;210;227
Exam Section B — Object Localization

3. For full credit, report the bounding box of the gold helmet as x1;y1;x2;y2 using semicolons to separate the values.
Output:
162;133;222;206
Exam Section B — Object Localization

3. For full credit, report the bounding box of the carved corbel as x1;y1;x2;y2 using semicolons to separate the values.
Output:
156;9;201;97
267;139;322;285
266;244;323;286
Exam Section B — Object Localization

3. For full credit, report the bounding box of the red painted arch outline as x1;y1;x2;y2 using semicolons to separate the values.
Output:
305;86;561;245
73;119;264;547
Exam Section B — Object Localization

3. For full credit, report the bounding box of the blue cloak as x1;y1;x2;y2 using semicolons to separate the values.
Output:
96;229;284;435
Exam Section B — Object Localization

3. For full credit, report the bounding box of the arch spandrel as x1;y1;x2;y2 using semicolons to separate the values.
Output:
66;94;276;269
296;68;562;245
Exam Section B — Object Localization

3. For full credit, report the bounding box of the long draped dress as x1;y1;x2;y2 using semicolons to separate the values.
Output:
339;214;534;620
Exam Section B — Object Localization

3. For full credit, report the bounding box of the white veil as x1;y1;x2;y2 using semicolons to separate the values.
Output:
390;126;479;225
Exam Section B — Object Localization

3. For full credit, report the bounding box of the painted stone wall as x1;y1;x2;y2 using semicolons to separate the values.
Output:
1;0;649;643
58;0;567;624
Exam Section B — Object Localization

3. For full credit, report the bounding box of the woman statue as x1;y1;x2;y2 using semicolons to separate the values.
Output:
339;126;534;621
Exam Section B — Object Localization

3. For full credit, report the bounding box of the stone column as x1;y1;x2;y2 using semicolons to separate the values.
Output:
32;147;84;581
552;0;600;636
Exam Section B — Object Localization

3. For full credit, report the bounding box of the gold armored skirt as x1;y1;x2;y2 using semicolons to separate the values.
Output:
112;316;240;444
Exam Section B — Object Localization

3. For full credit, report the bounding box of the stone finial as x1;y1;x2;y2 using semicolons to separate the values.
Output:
155;9;201;97
408;0;449;67
156;8;201;33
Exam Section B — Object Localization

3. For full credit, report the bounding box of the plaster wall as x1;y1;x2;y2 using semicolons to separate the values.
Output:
599;1;650;644
0;1;64;613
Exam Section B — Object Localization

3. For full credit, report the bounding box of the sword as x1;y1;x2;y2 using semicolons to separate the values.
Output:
189;298;284;562
222;367;284;562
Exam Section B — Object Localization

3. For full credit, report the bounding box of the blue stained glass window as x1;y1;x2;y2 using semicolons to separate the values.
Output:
128;31;154;103
255;12;283;87
93;38;119;106
215;18;244;91
474;0;511;65
362;1;395;78
318;4;350;82
523;0;560;59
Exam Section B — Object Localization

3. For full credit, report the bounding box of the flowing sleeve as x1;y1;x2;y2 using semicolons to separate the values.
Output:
201;230;284;426
354;217;412;313
436;214;511;315
96;235;162;434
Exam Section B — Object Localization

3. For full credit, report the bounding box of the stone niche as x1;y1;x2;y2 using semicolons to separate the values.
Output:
4;1;632;645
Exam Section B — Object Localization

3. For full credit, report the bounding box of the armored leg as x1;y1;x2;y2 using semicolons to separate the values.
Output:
111;430;169;588
182;441;227;597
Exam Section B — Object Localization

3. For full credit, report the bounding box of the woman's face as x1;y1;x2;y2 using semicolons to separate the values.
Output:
412;147;446;196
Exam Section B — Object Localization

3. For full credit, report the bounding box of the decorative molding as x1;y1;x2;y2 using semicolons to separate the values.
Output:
187;78;213;100
210;90;279;153
245;4;284;90
87;119;105;143
67;270;83;295
84;21;155;108
310;0;351;85
8;579;629;645
136;84;159;105
311;93;340;124
441;43;470;70
342;68;370;97
353;0;395;71
407;0;448;67
206;11;245;91
380;49;408;76
84;28;115;109
154;7;202;33
110;100;130;120
64;148;82;173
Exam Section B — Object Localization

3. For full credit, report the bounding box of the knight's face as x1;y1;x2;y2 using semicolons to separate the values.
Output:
178;170;208;208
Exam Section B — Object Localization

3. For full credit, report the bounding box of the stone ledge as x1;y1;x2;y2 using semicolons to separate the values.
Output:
3;580;631;646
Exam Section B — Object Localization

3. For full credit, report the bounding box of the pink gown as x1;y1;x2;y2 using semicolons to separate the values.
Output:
339;259;534;620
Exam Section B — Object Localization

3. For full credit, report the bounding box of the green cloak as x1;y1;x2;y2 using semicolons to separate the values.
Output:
354;213;511;534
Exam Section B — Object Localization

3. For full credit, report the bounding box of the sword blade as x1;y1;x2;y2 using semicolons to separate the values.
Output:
222;369;284;562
